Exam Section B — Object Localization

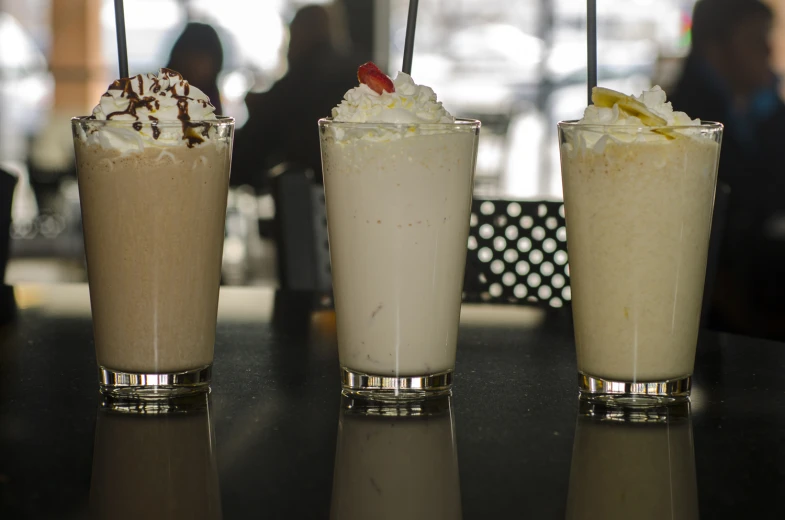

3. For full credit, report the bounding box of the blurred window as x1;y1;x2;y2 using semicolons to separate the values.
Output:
387;0;696;200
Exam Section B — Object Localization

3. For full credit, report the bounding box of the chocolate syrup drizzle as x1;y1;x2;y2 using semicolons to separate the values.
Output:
148;115;160;140
96;68;214;148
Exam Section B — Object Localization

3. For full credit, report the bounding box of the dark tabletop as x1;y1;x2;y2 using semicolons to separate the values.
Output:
1;284;785;519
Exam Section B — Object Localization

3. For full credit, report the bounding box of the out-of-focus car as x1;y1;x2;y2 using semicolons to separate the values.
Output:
0;12;53;163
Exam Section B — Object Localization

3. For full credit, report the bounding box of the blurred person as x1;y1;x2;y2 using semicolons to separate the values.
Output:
672;0;776;177
231;4;357;188
166;22;224;115
671;0;785;339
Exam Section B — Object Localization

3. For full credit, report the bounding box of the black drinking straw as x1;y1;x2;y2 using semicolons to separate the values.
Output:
401;0;419;74
587;0;597;104
114;0;129;78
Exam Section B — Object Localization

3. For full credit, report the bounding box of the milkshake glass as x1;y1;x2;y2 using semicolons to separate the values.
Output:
319;118;479;399
566;402;698;519
559;104;722;404
330;396;461;519
73;69;233;400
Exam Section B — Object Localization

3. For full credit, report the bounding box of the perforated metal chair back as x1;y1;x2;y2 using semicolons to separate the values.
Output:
293;190;571;310
464;199;571;308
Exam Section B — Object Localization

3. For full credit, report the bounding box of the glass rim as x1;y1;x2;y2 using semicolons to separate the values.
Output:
558;119;723;131
318;117;480;128
71;115;235;126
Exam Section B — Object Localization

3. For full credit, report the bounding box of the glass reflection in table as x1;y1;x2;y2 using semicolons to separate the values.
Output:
330;396;462;519
566;402;699;519
89;394;222;519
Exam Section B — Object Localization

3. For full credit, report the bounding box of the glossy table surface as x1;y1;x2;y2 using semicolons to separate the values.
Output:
1;284;785;519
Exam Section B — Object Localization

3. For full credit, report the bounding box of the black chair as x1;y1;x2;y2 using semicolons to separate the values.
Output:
271;164;331;294
464;199;570;309
266;164;333;330
1;167;18;323
465;189;729;318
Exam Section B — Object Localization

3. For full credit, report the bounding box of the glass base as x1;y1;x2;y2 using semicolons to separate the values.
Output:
578;372;691;406
100;390;211;414
341;393;452;417
341;367;452;401
578;399;691;423
99;365;211;401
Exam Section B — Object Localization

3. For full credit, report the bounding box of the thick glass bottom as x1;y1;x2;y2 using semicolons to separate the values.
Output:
100;390;211;414
578;372;691;406
578;399;691;423
341;393;452;417
341;367;452;401
99;365;211;402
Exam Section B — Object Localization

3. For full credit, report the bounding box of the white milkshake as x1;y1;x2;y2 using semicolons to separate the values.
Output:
320;64;479;398
559;86;722;401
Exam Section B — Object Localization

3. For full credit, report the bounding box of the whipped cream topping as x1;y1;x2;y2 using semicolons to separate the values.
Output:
86;68;218;151
579;86;698;127
332;72;454;124
568;86;703;152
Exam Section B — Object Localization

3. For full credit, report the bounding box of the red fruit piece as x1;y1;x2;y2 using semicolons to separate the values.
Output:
357;62;395;95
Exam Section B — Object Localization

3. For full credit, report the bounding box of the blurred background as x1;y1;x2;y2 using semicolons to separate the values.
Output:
2;0;785;338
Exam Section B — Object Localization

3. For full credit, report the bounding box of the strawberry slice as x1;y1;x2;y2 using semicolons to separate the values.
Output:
357;62;395;95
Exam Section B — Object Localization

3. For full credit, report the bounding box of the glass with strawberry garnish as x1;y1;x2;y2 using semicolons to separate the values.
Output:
319;63;480;400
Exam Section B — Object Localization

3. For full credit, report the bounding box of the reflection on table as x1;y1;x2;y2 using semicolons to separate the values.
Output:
330;397;462;519
566;402;699;520
89;394;222;520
